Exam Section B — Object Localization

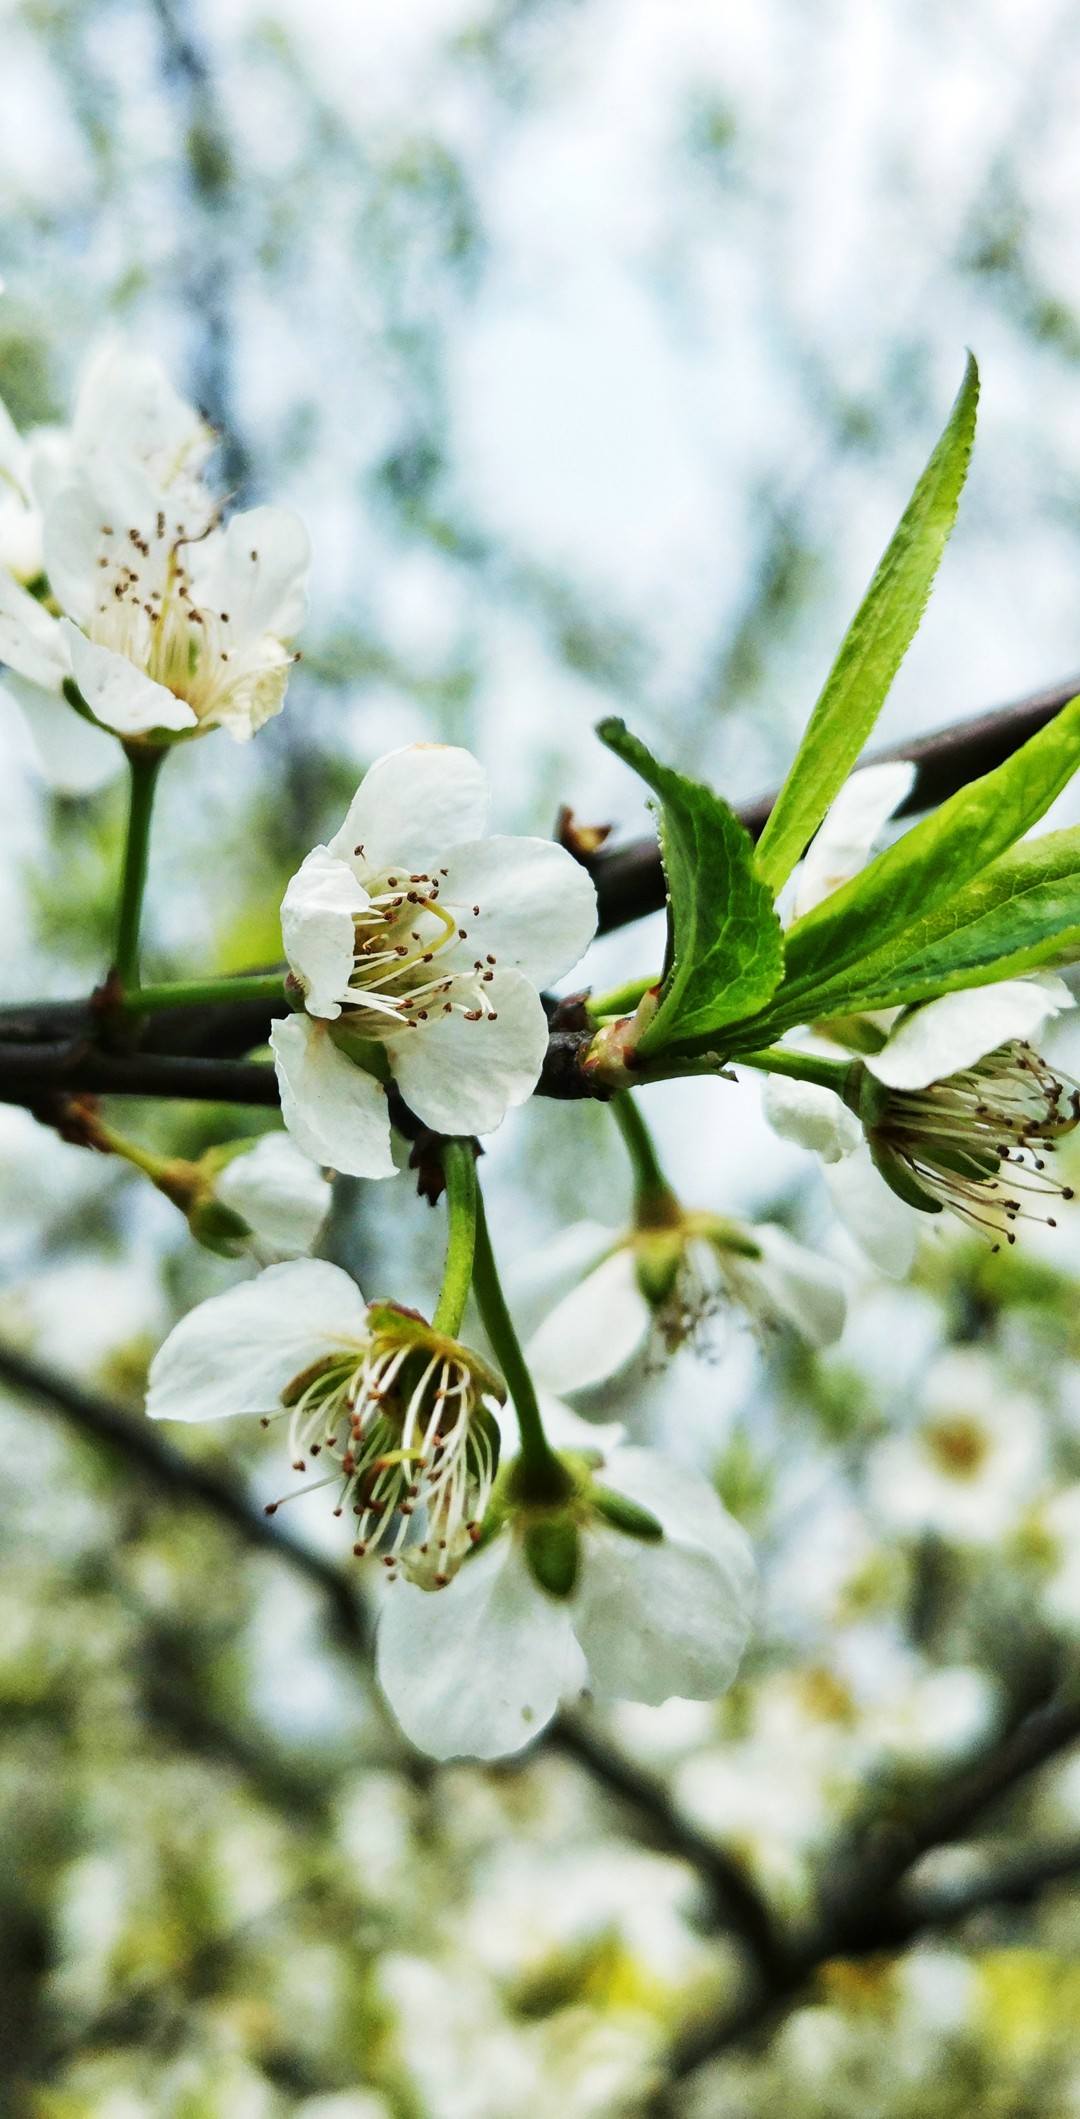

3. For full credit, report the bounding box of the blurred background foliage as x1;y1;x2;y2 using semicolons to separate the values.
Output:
6;0;1080;2112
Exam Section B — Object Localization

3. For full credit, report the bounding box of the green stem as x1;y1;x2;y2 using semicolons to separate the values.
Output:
432;1140;479;1338
472;1188;568;1495
92;1116;176;1184
610;1091;679;1221
113;745;166;993
121;971;288;1017
588;974;655;1019
737;1045;852;1094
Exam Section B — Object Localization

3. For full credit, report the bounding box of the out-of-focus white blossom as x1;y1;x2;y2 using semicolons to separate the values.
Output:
865;1348;1047;1545
0;341;309;769
521;1212;845;1396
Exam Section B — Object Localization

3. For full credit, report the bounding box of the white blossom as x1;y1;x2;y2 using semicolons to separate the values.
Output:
146;1260;503;1586
0;341;309;761
865;1347;1047;1545
375;1410;755;1761
211;1133;332;1264
765;977;1078;1266
271;743;598;1177
520;1212;846;1397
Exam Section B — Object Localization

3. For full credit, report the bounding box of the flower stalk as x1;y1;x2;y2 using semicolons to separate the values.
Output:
472;1187;571;1501
432;1139;479;1338
121;970;289;1017
610;1089;679;1223
113;742;166;994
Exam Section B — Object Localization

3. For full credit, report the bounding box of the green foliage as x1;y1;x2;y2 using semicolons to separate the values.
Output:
752;356;980;895
787;826;1080;1020
737;681;1080;1042
598;718;784;1053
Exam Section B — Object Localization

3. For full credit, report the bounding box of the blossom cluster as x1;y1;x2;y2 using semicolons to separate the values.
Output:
7;344;1080;1770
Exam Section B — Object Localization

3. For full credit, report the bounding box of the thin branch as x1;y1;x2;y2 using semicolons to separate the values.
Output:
549;1715;791;1982
652;1683;1080;2101
0;1339;368;1650
3;667;1078;1119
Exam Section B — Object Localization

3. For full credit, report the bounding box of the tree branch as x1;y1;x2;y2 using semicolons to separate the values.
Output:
3;667;1078;1120
592;669;1080;931
652;1682;1080;2102
549;1715;791;1982
0;1339;368;1650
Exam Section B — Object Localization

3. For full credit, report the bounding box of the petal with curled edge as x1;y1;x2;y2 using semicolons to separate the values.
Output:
146;1258;368;1423
281;846;369;1020
270;1013;396;1180
763;1068;861;1163
62;622;197;736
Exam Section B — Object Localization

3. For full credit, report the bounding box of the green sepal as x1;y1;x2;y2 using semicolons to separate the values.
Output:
867;1136;942;1215
187;1195;258;1258
596;719;783;1055
633;1229;684;1307
362;1299;506;1403
524;1515;580;1599
588;1484;664;1543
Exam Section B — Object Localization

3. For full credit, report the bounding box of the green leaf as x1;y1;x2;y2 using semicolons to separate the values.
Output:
598;718;783;1053
753;355;980;895
764;686;1080;1029
776;826;1080;1021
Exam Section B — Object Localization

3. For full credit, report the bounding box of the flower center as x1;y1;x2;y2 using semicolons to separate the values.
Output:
340;862;499;1041
870;1039;1079;1248
924;1414;991;1480
87;513;294;726
265;1326;500;1587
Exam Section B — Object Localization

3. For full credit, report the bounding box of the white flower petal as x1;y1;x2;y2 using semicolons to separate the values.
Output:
193;504;310;642
437;836;598;987
214;1133;331;1263
71;341;213;492
44;466;160;623
62;620;197;736
270;1014;395;1179
146;1258;368;1423
281;846;369;1019
390;965;547;1136
526;1245;649;1396
327;744;490;876
0;672;121;791
536;1392;626;1456
509;1219;620;1345
574;1448;755;1704
794;761;918;920
725;1223;847;1347
825;1142;920;1277
762;1069;860;1162
0;568;68;690
866;977;1075;1091
376;1537;585;1760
